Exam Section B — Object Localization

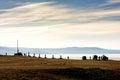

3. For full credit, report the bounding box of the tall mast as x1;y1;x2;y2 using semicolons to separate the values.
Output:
17;40;19;53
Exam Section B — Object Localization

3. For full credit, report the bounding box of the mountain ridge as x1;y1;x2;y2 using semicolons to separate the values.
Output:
0;46;120;55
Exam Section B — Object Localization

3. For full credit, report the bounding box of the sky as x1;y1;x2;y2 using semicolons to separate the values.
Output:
0;0;120;49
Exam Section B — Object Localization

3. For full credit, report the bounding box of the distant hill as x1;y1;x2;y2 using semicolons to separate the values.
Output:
0;46;120;55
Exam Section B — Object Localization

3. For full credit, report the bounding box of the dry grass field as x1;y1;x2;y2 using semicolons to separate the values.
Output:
0;56;120;69
0;56;120;80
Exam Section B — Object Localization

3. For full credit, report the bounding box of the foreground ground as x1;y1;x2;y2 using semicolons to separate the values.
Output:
0;56;120;80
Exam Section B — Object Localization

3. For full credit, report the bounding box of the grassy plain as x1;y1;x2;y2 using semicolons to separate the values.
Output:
0;56;120;80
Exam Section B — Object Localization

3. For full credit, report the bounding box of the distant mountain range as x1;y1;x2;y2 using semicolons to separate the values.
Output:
0;46;120;55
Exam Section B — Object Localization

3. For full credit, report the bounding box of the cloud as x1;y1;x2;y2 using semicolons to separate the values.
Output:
50;21;120;37
0;0;119;49
0;1;120;26
0;20;120;48
106;0;120;4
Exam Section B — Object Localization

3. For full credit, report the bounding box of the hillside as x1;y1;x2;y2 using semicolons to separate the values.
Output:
0;56;120;69
0;56;119;80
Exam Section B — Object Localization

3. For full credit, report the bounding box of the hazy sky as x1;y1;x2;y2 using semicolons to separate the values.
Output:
0;0;120;49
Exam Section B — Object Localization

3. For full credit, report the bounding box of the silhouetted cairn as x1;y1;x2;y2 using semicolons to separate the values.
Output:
93;55;98;60
101;55;108;60
92;55;108;61
33;53;35;57
82;56;87;60
14;52;23;56
38;54;41;58
52;55;54;59
6;52;7;56
28;52;31;57
89;56;91;60
67;56;69;60
24;53;26;56
44;54;47;59
59;55;62;59
98;56;101;60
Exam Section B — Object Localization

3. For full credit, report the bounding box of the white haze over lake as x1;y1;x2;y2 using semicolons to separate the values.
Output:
38;54;120;60
7;53;120;60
